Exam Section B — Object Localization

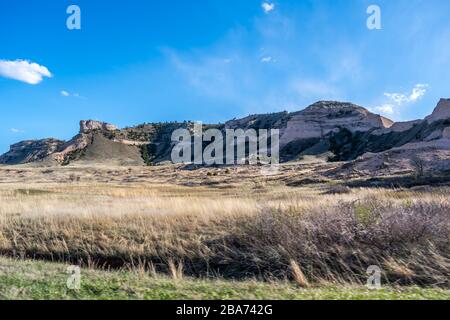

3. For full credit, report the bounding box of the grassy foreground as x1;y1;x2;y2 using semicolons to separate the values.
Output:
1;182;449;285
0;257;448;300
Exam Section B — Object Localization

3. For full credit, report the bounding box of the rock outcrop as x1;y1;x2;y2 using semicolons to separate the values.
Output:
335;138;450;179
426;98;450;123
79;120;118;134
225;102;393;144
1;99;449;168
279;101;393;147
443;127;450;139
50;134;92;164
373;120;423;135
0;138;64;165
44;120;121;165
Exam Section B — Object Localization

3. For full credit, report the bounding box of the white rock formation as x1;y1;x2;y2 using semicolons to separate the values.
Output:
279;101;393;147
80;120;118;133
426;98;450;123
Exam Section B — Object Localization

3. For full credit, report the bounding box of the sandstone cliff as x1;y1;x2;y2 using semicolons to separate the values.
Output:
1;99;449;169
0;138;64;165
426;98;450;123
79;120;118;134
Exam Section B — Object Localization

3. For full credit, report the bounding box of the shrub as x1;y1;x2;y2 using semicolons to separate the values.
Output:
227;200;449;285
1;198;448;286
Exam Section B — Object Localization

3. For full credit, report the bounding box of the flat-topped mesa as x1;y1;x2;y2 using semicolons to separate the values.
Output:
426;98;450;123
79;120;118;134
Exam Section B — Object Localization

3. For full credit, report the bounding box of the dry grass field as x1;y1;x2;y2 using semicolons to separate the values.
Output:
0;163;449;299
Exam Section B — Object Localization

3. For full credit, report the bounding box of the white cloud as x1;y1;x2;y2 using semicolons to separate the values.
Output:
260;55;274;63
409;84;428;101
384;92;408;105
0;59;52;85
10;128;24;133
61;90;84;99
262;2;275;13
384;84;429;105
374;84;429;117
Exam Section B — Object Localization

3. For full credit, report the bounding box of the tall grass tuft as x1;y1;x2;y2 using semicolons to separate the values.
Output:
168;259;184;280
290;260;310;288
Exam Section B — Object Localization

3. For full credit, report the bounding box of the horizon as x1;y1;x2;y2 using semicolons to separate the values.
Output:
2;0;450;153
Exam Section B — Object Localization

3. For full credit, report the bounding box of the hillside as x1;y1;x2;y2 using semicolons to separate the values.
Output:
1;99;449;173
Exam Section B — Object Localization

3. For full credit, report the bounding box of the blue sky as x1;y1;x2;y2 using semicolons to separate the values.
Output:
1;0;450;153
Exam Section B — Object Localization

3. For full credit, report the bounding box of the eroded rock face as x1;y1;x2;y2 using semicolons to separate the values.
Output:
373;120;423;136
0;139;64;165
443;127;450;139
279;101;393;147
1;99;449;167
50;134;92;164
225;101;394;148
426;98;450;123
79;120;118;133
338;139;450;178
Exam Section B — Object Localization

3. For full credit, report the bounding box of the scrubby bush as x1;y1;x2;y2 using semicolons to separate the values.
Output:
1;198;448;286
221;200;449;285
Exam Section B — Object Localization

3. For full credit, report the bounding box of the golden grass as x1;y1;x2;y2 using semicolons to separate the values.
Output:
290;260;310;288
0;164;448;286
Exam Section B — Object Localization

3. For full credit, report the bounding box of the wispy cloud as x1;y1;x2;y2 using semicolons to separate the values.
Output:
260;55;274;63
166;7;362;114
261;2;275;13
374;84;429;117
61;90;85;99
10;128;24;133
409;84;429;101
384;84;428;105
290;79;339;100
168;51;240;102
0;59;52;85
